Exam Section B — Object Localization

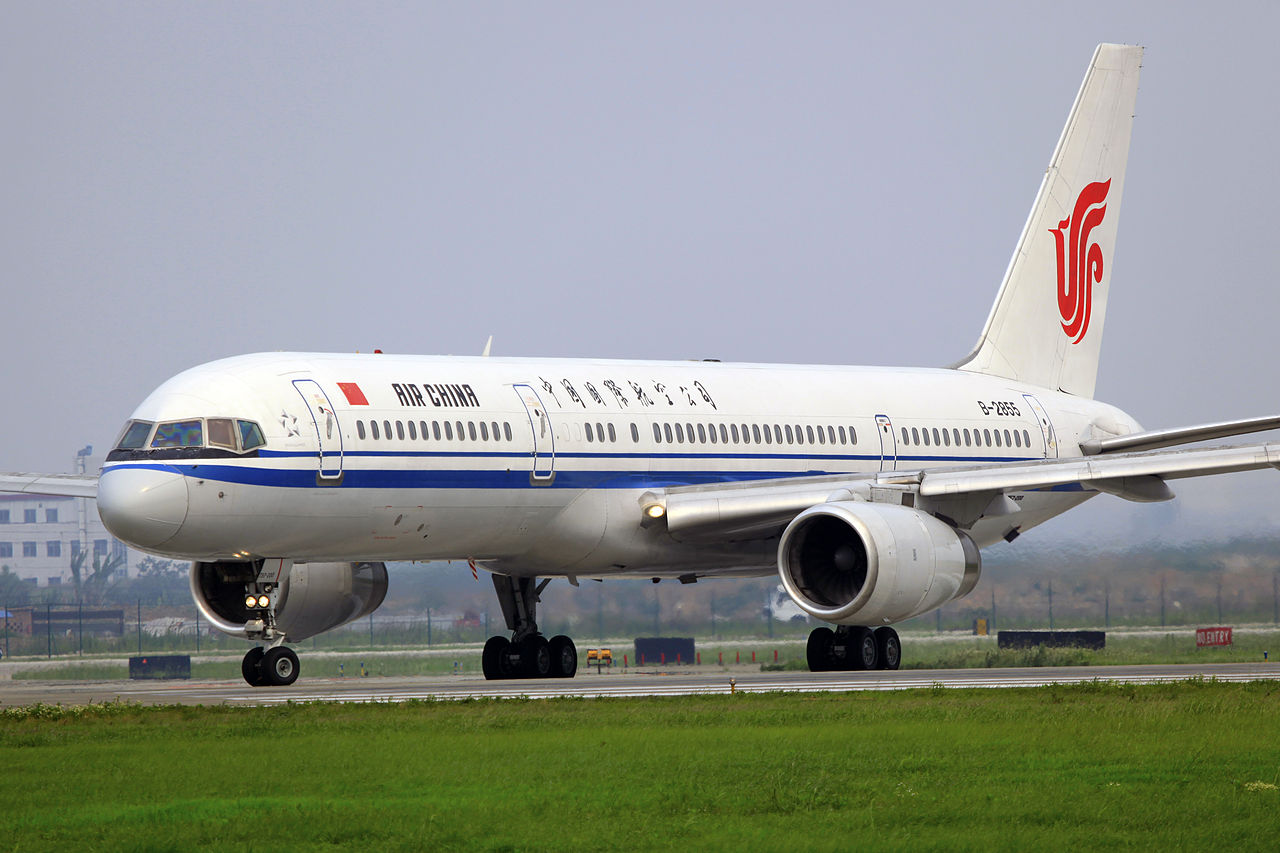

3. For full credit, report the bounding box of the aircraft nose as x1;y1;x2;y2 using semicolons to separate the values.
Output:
97;467;190;550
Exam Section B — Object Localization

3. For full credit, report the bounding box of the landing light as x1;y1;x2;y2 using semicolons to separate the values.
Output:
256;595;271;609
645;504;666;520
244;595;257;609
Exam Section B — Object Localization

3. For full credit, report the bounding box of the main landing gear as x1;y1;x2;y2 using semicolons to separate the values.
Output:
241;644;300;686
806;625;901;672
482;575;578;680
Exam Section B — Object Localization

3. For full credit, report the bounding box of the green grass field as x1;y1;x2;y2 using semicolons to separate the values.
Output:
2;682;1278;851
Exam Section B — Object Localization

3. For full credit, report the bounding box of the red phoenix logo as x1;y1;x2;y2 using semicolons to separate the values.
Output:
1050;179;1110;344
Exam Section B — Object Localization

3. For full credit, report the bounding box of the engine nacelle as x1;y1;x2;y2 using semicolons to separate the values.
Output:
778;501;980;625
191;560;389;642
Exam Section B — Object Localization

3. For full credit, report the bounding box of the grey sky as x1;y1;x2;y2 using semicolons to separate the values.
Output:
3;2;1278;545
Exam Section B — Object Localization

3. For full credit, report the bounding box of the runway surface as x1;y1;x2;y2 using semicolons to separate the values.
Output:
2;662;1277;708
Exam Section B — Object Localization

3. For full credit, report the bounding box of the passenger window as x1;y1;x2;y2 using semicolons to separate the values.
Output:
408;420;418;441
456;421;465;441
806;425;815;444
599;423;608;442
1012;430;1020;448
792;425;803;445
468;422;477;441
504;423;513;441
923;429;930;447
664;424;674;443
653;423;663;443
741;424;751;443
1023;429;1031;448
383;420;393;439
817;426;826;445
911;428;920;445
357;421;367;440
608;424;616;442
827;426;836;444
434;421;443;440
480;422;489;441
396;421;406;440
763;425;772;445
585;423;594;442
953;429;961;446
422;421;431;440
1004;429;1012;447
994;430;1002;447
983;429;992;446
784;425;793;444
116;420;154;449
686;423;695;443
444;421;453;440
932;428;940;446
963;429;971;446
372;421;381;440
708;424;717;444
631;423;639;442
697;424;706;443
751;425;761;443
902;428;909;444
849;426;857;445
719;424;728;443
207;418;236;450
941;429;950;447
675;423;685;443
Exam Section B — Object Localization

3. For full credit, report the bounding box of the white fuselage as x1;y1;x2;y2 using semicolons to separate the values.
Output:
97;352;1140;577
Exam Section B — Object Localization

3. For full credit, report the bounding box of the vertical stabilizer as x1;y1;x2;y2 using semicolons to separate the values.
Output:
956;44;1142;398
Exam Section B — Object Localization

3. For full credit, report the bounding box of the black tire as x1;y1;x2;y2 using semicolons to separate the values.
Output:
806;627;835;672
548;635;577;678
875;626;901;671
262;646;300;686
852;627;879;671
241;646;266;687
520;635;552;678
482;636;511;680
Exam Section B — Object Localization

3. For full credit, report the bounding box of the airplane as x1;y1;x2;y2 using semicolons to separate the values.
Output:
4;44;1279;687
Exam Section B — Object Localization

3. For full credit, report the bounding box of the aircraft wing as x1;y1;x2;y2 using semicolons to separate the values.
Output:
649;441;1280;541
0;473;99;499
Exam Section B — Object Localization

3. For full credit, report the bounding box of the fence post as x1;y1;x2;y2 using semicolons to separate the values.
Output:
137;599;142;655
47;602;52;658
78;601;83;656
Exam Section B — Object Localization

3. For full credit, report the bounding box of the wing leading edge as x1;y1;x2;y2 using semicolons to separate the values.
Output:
0;473;99;499
648;441;1280;541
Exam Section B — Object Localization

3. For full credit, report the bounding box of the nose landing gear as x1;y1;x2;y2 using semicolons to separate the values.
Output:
241;645;300;686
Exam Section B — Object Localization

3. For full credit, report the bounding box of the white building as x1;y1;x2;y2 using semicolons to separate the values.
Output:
0;450;151;586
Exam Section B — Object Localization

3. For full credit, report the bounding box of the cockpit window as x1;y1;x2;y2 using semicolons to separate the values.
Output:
151;420;204;448
115;420;154;449
238;420;266;451
207;418;237;450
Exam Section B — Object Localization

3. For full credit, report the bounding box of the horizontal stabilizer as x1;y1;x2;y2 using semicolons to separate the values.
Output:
1081;415;1280;455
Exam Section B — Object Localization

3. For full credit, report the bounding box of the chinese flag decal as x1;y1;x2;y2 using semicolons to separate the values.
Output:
337;382;369;406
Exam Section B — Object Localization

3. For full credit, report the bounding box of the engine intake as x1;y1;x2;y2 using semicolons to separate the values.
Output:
191;560;389;642
778;501;979;625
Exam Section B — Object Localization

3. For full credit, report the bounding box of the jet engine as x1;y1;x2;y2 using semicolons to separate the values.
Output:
191;560;388;642
778;501;980;625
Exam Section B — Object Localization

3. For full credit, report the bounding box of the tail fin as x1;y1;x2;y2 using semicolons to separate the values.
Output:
955;44;1142;398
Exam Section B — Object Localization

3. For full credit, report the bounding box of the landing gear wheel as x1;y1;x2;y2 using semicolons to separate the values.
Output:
806;627;835;672
875;627;901;671
241;646;266;687
482;636;513;680
852;627;879;671
262;646;300;686
549;635;577;678
521;635;552;678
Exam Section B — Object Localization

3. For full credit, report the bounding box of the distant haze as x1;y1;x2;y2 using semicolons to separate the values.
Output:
3;3;1278;546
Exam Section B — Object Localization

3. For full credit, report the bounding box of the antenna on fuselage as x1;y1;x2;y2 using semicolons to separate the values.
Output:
481;335;493;357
